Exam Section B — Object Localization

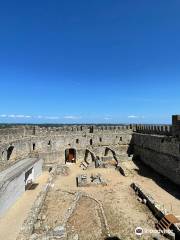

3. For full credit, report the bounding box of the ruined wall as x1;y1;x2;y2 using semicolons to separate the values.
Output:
1;120;180;186
0;125;133;171
132;133;180;185
0;158;43;216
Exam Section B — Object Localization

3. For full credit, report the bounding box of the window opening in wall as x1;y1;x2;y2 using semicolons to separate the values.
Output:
76;139;79;144
90;139;93;145
33;143;36;151
99;137;102;142
120;137;122;141
48;140;51;146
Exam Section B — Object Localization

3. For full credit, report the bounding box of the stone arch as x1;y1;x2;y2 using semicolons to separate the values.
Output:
84;149;96;165
104;147;116;157
104;147;118;166
7;146;14;161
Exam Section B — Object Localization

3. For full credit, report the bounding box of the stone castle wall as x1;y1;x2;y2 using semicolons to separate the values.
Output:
0;125;132;171
0;116;180;186
132;133;180;185
135;124;172;136
131;115;180;185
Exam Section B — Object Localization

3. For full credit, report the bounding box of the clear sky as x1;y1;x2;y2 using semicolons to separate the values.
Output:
0;0;180;124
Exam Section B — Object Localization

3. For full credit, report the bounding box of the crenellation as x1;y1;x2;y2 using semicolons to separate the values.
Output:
134;124;172;136
0;117;180;209
0;124;132;173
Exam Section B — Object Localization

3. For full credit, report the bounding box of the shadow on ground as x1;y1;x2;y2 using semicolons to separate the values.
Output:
27;183;39;190
105;237;120;240
132;158;180;200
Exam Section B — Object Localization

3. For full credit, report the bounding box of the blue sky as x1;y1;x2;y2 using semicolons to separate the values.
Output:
0;0;180;124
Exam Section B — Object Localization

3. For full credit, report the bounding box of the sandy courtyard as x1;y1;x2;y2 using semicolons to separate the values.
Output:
33;160;180;239
1;160;179;240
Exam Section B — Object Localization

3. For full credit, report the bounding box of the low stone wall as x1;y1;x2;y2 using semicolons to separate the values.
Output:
0;158;42;216
18;190;111;240
131;183;180;239
16;167;57;240
17;164;111;240
131;183;165;219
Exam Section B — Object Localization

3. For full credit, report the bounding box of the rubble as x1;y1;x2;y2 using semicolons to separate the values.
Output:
76;173;107;187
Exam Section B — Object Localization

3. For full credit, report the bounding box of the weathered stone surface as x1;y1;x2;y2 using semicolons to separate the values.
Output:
132;133;180;185
56;165;70;176
77;173;107;187
53;225;66;237
0;125;132;172
1;116;180;239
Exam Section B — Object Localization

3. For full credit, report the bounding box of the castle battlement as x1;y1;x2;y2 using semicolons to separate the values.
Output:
135;124;172;136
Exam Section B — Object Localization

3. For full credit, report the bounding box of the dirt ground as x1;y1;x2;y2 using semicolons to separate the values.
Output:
66;196;106;240
1;159;179;240
122;160;180;217
35;160;180;239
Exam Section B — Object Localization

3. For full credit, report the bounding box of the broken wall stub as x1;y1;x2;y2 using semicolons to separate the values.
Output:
76;174;107;187
76;174;88;187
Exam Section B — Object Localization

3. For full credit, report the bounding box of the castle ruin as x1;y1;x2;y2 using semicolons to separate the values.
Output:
0;115;180;240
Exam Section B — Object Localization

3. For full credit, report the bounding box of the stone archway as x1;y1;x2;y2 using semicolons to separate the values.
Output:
104;147;118;166
84;149;96;165
65;148;76;163
7;146;14;161
105;147;116;157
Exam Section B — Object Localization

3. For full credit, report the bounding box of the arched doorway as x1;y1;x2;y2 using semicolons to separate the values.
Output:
7;146;14;161
84;149;96;165
104;147;118;167
65;148;76;163
105;147;115;157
